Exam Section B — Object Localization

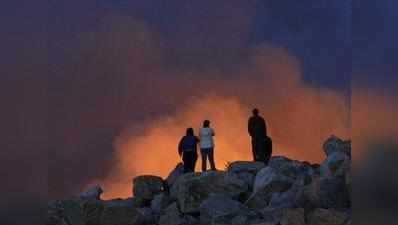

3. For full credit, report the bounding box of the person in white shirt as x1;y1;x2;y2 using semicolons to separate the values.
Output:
199;120;216;171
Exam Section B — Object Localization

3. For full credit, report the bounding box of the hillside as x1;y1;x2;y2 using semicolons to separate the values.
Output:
48;135;351;225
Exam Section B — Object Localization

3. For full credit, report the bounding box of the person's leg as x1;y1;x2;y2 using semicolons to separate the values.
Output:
208;148;216;170
257;138;266;163
201;149;208;172
184;152;195;173
182;153;189;173
191;152;198;172
251;139;257;161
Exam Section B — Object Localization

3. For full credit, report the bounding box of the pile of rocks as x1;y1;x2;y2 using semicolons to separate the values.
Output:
47;135;351;225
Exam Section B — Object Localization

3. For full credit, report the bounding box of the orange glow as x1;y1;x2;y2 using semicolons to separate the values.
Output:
88;45;351;199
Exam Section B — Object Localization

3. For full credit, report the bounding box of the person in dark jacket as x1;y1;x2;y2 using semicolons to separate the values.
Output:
248;108;272;164
178;128;200;173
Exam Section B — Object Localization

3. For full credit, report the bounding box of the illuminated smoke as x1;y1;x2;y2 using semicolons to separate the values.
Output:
90;44;351;199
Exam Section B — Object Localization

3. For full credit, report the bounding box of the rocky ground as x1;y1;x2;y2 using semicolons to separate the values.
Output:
48;135;351;225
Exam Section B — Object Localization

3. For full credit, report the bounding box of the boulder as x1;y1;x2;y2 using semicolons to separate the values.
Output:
307;208;348;225
320;177;350;209
47;200;84;225
268;180;302;209
99;198;147;225
323;135;351;157
269;157;314;179
295;176;321;210
280;208;305;225
79;185;103;201
227;161;266;174
166;163;185;188
199;194;249;224
170;171;248;213
227;161;266;190
133;175;165;200
82;200;104;225
259;207;285;225
150;193;171;215
246;167;294;209
158;203;185;225
321;152;351;178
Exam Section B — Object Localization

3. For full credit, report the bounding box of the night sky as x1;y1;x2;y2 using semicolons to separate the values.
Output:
1;0;397;224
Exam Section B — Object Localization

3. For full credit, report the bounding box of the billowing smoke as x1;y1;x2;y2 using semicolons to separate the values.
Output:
88;41;351;199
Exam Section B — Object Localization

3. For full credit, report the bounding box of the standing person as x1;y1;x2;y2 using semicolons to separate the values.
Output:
199;120;216;171
248;108;272;164
178;128;199;173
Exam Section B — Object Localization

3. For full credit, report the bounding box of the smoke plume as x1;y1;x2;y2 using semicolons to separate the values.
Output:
89;41;351;199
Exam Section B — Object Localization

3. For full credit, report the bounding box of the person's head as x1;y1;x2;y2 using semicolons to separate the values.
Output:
252;108;259;116
186;127;194;136
203;120;210;127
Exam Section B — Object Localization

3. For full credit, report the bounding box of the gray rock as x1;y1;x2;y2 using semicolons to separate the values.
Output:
320;177;350;209
246;167;294;209
323;135;351;157
199;194;248;224
150;193;171;214
99;199;147;225
321;152;351;178
47;200;84;225
307;208;348;225
268;156;315;180
269;174;310;209
259;207;285;225
227;161;265;190
171;171;248;213
79;185;103;201
295;176;321;210
227;161;266;174
280;208;305;225
166;163;185;188
133;175;165;200
158;203;185;225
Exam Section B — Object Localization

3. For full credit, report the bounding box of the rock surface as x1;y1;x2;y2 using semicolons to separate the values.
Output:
133;175;164;200
48;136;351;225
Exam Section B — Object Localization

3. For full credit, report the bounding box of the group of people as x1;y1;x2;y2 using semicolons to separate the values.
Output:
178;108;273;173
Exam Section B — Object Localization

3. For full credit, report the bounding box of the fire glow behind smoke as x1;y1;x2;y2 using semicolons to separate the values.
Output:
92;46;351;199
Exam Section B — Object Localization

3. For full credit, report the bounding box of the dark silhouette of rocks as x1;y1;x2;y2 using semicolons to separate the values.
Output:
47;135;351;225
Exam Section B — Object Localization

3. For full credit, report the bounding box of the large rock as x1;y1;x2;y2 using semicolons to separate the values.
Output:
321;152;351;178
47;200;84;225
81;198;145;225
269;157;314;179
133;175;165;200
227;161;266;190
268;176;306;209
227;161;266;174
166;163;185;188
307;208;348;225
150;193;171;215
246;167;294;209
280;208;305;225
199;194;249;224
99;199;147;225
79;185;103;201
319;177;350;209
323;135;351;157
158;203;185;225
295;176;321;210
170;171;248;213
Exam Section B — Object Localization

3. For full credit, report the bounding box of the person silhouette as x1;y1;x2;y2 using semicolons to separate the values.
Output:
178;128;199;173
248;108;272;164
199;120;216;171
